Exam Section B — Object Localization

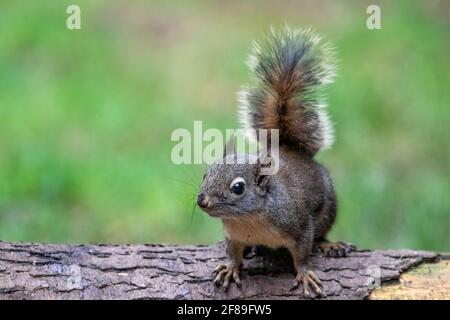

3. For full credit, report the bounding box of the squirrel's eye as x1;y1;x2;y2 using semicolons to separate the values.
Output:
230;177;246;195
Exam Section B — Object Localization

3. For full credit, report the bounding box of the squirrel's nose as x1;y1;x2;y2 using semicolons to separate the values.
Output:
197;193;209;209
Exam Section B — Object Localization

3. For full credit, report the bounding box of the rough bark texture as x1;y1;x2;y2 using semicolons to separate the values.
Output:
0;241;443;300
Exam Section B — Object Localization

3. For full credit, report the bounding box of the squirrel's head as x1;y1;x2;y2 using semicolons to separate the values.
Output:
197;152;270;219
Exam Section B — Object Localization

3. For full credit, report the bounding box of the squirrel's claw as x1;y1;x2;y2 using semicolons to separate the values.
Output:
290;270;323;298
212;264;226;277
212;264;241;291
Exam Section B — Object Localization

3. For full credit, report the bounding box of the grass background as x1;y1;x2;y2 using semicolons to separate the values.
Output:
0;0;449;250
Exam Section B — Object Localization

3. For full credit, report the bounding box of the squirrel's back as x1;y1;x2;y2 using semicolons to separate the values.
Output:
238;27;336;157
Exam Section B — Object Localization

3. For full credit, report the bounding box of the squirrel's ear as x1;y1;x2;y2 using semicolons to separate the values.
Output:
255;157;270;195
223;136;236;158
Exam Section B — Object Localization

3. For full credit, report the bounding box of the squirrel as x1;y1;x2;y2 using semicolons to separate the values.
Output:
197;27;354;297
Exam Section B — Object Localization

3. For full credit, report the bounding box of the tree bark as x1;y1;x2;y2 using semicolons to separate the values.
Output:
0;241;445;300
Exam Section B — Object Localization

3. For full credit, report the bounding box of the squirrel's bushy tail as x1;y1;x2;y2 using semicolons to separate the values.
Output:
238;27;336;156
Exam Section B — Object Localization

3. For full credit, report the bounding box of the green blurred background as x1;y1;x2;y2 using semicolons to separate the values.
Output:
0;0;449;250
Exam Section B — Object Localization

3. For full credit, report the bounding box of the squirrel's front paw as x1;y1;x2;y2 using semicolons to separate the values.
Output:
290;269;323;298
212;264;241;291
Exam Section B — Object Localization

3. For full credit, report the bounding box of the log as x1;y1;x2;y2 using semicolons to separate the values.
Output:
0;241;447;300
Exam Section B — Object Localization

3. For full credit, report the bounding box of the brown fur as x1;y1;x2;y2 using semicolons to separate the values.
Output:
222;215;295;249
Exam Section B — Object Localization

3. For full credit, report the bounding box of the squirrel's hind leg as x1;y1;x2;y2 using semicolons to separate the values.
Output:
314;239;356;257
